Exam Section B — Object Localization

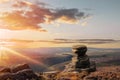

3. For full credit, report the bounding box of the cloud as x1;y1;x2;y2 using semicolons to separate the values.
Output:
0;0;90;31
46;8;89;24
53;39;116;44
81;21;88;26
0;0;10;3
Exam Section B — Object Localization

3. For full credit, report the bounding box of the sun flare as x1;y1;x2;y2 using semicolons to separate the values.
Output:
0;47;50;68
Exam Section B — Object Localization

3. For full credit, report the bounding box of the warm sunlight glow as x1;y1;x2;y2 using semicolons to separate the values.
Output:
0;29;9;39
0;47;56;70
22;0;33;6
0;46;56;70
0;41;14;46
0;0;9;3
57;16;78;24
0;46;3;51
0;46;9;60
3;47;41;64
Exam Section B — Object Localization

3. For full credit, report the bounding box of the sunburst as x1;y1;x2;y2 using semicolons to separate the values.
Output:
0;45;55;71
0;41;57;71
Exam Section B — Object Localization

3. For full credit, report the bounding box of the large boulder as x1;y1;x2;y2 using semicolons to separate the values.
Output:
0;64;42;80
13;69;39;80
0;68;11;73
11;63;30;73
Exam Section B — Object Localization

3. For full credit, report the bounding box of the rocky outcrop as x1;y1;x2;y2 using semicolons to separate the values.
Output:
63;45;96;72
42;66;120;80
0;64;44;80
11;63;30;73
0;68;11;73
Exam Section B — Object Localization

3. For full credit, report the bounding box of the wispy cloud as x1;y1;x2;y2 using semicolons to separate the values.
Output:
53;39;117;44
0;0;90;31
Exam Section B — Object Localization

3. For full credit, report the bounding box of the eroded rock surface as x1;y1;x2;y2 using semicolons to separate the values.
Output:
0;64;43;80
63;45;96;72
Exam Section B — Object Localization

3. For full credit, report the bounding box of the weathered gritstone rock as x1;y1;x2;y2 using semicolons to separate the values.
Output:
0;73;13;80
42;71;60;80
63;45;96;72
73;45;90;69
11;63;30;73
0;64;42;80
0;68;11;73
13;69;39;80
75;55;90;69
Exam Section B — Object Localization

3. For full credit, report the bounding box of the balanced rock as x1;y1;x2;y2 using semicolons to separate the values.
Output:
63;45;96;72
72;45;90;70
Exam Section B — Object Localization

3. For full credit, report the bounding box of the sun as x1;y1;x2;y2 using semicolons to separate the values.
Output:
0;29;11;39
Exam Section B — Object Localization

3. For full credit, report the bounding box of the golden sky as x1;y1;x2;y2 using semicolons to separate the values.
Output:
0;0;120;40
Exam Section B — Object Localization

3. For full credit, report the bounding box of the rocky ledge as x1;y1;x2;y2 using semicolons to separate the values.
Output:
0;64;44;80
42;66;120;80
0;64;120;80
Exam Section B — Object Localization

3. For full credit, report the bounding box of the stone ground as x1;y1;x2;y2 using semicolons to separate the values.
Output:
42;66;120;80
0;64;120;80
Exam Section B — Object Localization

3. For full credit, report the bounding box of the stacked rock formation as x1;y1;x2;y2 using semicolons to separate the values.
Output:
73;45;90;70
63;45;96;72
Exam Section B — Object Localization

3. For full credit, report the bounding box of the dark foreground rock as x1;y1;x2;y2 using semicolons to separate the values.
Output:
0;64;44;80
11;63;30;73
